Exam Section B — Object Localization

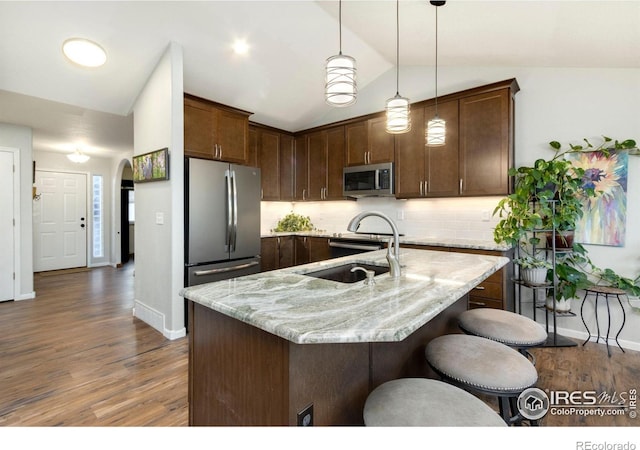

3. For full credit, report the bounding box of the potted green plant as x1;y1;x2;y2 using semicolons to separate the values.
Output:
546;243;593;312
514;254;552;285
494;136;637;312
273;211;314;232
493;147;590;251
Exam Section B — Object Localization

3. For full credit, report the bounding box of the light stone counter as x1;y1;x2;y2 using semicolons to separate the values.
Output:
182;248;509;344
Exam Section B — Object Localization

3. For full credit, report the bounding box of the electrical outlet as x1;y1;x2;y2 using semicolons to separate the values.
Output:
481;210;490;222
396;210;405;221
297;403;313;426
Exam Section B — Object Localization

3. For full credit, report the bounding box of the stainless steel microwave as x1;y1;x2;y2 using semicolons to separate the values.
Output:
343;162;394;198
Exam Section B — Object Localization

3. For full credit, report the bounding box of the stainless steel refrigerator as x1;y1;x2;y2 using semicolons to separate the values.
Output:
185;157;261;287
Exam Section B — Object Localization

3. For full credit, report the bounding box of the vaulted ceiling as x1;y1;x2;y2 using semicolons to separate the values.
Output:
1;1;638;158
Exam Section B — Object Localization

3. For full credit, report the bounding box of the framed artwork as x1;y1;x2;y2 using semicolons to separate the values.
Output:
133;148;169;183
570;150;628;247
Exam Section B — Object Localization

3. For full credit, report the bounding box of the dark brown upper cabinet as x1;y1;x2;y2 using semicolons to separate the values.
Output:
395;100;460;198
345;115;394;166
184;94;251;165
395;79;518;198
301;126;345;201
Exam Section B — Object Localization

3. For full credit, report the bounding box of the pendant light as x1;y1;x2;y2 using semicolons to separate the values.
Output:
386;0;411;134
325;0;357;107
426;1;446;146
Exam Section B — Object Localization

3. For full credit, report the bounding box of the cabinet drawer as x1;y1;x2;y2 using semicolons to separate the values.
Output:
470;281;502;300
468;296;503;310
484;270;503;284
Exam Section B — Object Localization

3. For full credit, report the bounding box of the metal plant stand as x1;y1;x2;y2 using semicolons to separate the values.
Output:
513;200;577;348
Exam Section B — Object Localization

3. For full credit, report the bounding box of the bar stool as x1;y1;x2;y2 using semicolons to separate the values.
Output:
425;334;539;425
363;378;507;427
458;308;548;364
580;285;627;357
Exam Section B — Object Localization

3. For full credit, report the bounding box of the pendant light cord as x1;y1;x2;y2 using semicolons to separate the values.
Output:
339;0;343;55
395;0;400;95
434;3;439;116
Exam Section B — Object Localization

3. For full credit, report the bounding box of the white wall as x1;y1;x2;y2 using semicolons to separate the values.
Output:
132;42;185;339
33;149;114;268
0;123;34;300
263;67;640;349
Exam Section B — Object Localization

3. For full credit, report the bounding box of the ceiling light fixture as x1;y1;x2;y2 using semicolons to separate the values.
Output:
385;0;411;134
232;39;250;55
325;0;357;107
67;148;90;163
62;38;107;68
426;1;446;146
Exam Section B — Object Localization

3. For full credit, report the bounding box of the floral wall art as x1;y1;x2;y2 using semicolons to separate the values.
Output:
570;150;628;246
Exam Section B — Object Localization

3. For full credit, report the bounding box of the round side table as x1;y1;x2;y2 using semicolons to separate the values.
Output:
580;286;627;357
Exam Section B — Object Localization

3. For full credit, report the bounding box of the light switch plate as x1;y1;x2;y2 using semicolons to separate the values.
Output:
156;212;164;225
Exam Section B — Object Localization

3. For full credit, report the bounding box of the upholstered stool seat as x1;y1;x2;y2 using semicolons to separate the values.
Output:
425;334;539;425
458;308;547;363
363;378;507;427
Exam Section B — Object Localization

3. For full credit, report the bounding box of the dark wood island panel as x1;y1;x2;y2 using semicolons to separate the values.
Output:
188;295;467;426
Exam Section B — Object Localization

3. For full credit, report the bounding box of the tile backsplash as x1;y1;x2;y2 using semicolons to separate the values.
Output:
261;196;504;242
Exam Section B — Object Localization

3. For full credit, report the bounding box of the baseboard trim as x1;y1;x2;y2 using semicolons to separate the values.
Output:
16;291;36;301
552;325;640;353
133;300;186;340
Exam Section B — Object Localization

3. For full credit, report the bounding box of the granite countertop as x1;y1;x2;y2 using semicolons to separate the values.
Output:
261;231;511;252
181;248;509;345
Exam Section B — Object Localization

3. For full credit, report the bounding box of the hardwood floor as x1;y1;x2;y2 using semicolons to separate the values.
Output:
1;262;638;427
0;262;188;426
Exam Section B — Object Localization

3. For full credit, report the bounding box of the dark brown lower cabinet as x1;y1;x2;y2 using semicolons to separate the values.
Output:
188;295;467;426
261;236;331;271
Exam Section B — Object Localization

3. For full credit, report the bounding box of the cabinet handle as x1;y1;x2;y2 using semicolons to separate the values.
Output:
424;180;428;195
469;301;486;307
219;145;222;159
474;285;486;290
368;151;372;164
302;188;306;201
419;181;424;196
459;178;463;193
261;188;263;200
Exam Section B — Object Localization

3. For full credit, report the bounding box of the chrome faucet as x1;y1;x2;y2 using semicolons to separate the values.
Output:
347;211;401;278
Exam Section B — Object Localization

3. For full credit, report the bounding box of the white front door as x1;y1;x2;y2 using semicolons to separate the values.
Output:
33;171;87;272
0;150;15;300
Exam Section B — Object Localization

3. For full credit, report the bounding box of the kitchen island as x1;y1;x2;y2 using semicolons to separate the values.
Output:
182;248;509;425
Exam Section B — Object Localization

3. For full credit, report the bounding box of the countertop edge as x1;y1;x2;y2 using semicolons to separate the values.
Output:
261;231;511;252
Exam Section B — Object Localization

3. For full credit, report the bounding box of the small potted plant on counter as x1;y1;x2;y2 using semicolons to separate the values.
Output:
273;212;315;232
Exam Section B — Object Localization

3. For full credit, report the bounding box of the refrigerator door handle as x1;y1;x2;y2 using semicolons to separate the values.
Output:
231;170;238;252
193;261;259;276
225;169;233;251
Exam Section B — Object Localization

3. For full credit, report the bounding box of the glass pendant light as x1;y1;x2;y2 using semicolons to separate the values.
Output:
386;0;411;134
67;148;90;163
426;1;446;146
325;0;357;107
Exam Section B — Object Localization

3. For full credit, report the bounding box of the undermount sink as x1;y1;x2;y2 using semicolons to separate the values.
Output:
303;263;389;283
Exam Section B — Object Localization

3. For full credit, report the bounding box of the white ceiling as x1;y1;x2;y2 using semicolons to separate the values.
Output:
1;1;639;158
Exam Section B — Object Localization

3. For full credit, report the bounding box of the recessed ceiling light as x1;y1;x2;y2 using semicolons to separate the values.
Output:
232;39;250;55
62;38;107;67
